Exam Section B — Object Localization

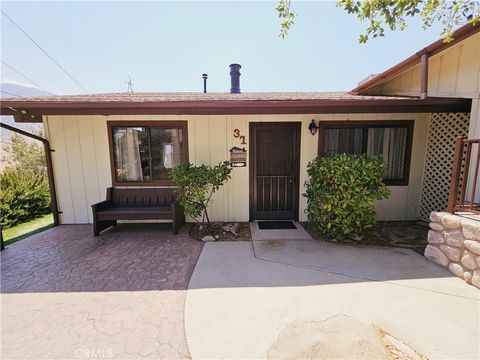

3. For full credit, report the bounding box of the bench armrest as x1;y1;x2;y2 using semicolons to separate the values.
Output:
91;200;112;212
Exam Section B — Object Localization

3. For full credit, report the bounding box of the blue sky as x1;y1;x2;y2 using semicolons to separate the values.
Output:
1;1;446;95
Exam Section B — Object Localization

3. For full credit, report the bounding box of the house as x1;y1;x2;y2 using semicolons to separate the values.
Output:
0;24;478;227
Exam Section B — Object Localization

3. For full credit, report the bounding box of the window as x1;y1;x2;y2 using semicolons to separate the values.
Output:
108;121;188;185
319;121;413;185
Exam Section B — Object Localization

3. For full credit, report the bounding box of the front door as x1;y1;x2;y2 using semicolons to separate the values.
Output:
249;122;301;220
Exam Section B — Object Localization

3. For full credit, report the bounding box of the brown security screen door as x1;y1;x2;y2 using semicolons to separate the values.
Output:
250;123;301;220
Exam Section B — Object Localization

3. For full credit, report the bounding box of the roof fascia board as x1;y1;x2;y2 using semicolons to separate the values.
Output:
1;99;471;121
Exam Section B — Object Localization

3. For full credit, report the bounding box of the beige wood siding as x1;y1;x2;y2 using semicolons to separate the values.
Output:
467;100;480;203
468;99;480;139
44;113;430;224
365;32;480;98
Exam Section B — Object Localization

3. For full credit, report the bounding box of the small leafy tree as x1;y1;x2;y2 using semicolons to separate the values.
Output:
338;0;479;43
172;161;232;227
277;0;297;38
304;154;390;239
277;0;479;43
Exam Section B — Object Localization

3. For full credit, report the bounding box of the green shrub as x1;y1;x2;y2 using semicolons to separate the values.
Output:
0;167;51;228
304;154;390;239
172;161;232;226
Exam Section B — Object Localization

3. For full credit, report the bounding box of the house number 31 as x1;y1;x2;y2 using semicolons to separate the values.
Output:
233;129;246;145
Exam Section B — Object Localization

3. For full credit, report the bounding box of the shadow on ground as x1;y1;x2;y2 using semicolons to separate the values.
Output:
1;224;203;293
0;223;473;296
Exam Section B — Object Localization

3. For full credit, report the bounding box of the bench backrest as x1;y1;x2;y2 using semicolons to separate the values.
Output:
108;187;176;208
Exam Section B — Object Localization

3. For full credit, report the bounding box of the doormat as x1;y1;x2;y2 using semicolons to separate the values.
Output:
258;221;296;230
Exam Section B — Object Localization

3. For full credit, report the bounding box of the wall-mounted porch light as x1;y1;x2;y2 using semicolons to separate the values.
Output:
309;120;319;135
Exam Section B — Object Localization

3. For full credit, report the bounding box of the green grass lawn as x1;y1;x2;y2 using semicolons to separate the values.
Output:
2;214;54;246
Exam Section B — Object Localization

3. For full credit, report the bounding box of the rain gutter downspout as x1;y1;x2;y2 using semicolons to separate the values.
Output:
0;122;60;250
419;50;429;100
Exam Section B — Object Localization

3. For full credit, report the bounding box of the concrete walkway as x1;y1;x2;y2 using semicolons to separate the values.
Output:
185;241;479;359
252;238;477;296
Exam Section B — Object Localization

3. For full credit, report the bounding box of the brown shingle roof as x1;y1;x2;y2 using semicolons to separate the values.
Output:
1;91;410;103
0;91;471;120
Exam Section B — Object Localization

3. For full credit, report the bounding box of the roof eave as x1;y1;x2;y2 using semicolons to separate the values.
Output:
0;98;471;122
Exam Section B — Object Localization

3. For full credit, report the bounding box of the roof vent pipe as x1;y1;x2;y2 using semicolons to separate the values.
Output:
202;73;208;93
229;64;241;94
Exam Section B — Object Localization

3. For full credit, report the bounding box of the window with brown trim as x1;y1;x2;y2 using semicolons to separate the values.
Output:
107;121;188;186
318;120;414;186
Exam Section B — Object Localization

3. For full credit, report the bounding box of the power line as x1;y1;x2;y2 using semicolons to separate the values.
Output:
1;90;23;97
1;9;88;93
1;60;50;93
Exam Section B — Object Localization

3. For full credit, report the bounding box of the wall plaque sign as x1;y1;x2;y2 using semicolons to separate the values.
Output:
229;146;247;167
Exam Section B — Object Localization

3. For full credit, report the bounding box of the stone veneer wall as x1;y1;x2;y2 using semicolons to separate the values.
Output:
425;212;480;289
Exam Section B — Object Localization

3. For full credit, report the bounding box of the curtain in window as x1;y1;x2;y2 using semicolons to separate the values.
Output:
367;127;407;180
150;128;183;180
113;128;144;181
324;128;363;155
324;129;340;154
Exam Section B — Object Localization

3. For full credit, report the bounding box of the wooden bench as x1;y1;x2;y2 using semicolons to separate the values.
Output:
91;187;185;236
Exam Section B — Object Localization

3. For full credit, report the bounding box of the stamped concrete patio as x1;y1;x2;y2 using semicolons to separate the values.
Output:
1;224;203;359
2;223;479;360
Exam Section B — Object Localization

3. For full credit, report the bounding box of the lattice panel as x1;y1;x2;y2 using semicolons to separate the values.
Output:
419;112;470;221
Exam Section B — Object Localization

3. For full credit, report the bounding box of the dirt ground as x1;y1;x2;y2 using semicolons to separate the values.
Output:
301;221;428;254
189;222;252;241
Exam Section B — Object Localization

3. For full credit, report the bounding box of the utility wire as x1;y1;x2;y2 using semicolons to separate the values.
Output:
1;60;50;93
1;9;88;93
1;90;23;97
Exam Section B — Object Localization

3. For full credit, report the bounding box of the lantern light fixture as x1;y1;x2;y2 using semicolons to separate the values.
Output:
309;119;319;135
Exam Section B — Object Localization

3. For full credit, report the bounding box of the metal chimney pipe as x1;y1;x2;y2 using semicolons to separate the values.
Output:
229;64;241;94
202;74;208;93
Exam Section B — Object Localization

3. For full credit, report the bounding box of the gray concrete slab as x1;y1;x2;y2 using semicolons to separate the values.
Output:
185;242;480;360
252;238;479;297
250;222;313;241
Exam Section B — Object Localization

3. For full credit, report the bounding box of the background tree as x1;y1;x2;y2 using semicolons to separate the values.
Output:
3;129;46;175
277;0;479;42
1;129;50;228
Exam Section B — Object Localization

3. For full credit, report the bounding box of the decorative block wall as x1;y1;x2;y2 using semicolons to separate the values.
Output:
418;113;470;221
425;211;480;289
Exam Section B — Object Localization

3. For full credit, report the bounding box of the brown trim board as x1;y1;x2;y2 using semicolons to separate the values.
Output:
1;98;471;121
